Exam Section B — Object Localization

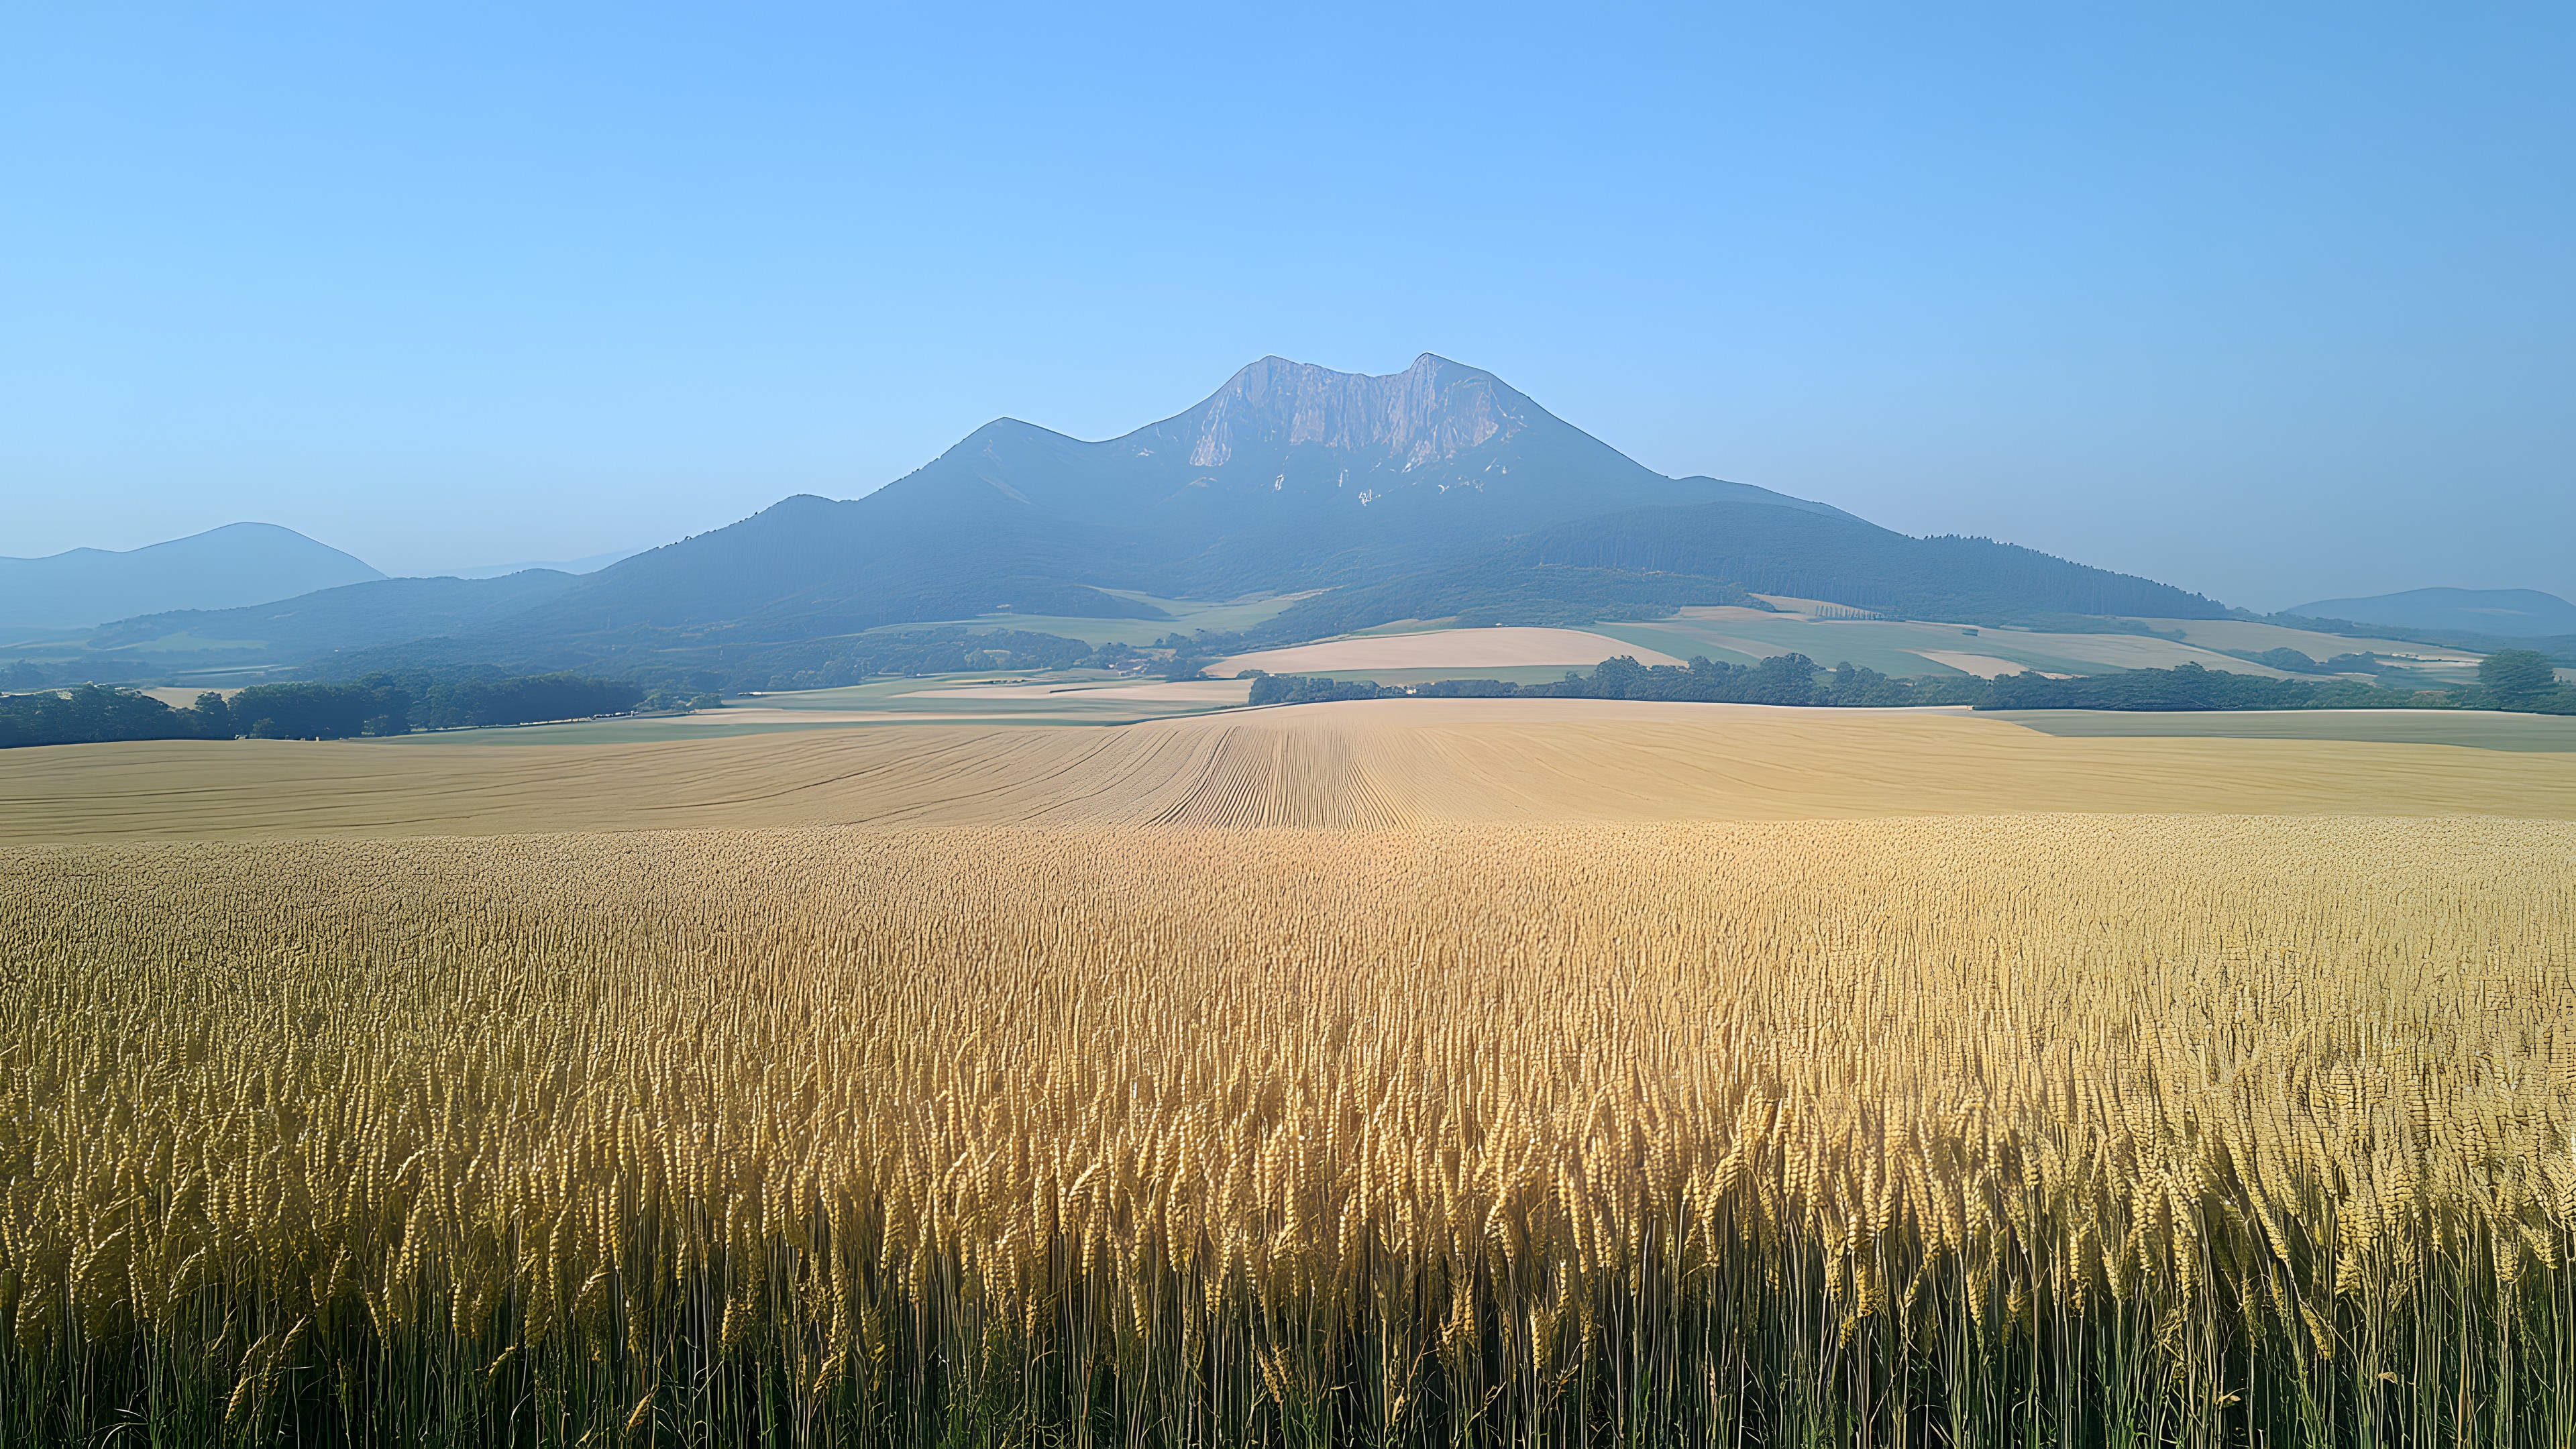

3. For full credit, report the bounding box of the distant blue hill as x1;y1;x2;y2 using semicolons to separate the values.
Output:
0;523;382;631
2289;587;2576;640
435;545;649;580
83;570;584;663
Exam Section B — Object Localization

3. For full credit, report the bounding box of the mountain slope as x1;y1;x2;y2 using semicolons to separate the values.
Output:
438;546;648;580
83;570;587;664
1522;503;2227;622
427;496;1166;669
0;523;382;631
2290;587;2576;639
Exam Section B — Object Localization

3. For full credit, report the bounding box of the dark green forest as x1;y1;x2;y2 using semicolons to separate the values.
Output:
0;672;661;749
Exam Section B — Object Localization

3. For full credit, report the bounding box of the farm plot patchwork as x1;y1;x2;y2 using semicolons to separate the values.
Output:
1593;611;2312;680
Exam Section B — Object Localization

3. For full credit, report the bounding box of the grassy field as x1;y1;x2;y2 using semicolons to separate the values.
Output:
5;819;2571;1446
2131;617;2486;669
871;590;1320;647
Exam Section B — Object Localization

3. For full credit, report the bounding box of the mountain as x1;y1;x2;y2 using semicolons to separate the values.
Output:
437;546;649;580
855;354;1855;591
322;356;1946;674
46;356;2235;687
81;571;585;667
0;523;382;633
2288;587;2576;639
1521;503;2225;621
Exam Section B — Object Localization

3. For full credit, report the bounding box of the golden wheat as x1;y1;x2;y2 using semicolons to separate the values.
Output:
3;816;2572;1445
6;701;2575;846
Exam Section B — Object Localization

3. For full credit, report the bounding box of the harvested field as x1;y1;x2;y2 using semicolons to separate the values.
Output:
3;819;2571;1445
5;700;2575;845
1217;626;1684;676
1904;649;2045;678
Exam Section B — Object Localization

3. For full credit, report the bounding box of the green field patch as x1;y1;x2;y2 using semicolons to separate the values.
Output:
365;717;886;746
1594;619;1977;676
2129;616;2481;663
92;632;276;657
864;591;1317;647
1243;665;1592;687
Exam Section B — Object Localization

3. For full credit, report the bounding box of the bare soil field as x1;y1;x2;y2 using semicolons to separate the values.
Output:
6;699;2573;844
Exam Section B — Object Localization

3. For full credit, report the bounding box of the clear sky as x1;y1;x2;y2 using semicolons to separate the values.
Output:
3;3;2569;609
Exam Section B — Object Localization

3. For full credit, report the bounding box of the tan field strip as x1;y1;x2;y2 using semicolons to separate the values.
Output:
1218;625;1684;675
3;699;2573;843
1907;649;2051;678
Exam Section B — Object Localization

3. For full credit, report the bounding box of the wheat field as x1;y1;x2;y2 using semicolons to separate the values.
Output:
5;814;2572;1446
5;700;2573;845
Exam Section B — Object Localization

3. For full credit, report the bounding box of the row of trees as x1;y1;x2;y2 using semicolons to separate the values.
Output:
1248;651;2576;714
751;629;1100;692
1986;651;2571;712
0;672;655;749
1247;656;1984;708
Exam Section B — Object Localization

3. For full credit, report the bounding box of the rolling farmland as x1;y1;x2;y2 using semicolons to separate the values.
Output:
3;702;2572;1444
1238;605;2377;684
3;700;2575;845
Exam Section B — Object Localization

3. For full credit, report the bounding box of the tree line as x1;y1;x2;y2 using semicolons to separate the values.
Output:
1246;655;1982;708
0;672;659;749
1248;649;2576;715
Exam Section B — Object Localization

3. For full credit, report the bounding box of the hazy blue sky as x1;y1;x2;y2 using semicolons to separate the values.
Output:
3;4;2569;608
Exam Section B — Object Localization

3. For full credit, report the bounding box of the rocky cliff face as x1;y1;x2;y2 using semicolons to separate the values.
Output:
1177;354;1528;470
854;348;1868;585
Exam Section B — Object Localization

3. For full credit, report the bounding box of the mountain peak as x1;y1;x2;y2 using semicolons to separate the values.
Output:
1172;353;1534;470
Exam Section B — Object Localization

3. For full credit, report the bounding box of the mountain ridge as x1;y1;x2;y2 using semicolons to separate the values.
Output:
0;523;382;633
2289;587;2576;640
